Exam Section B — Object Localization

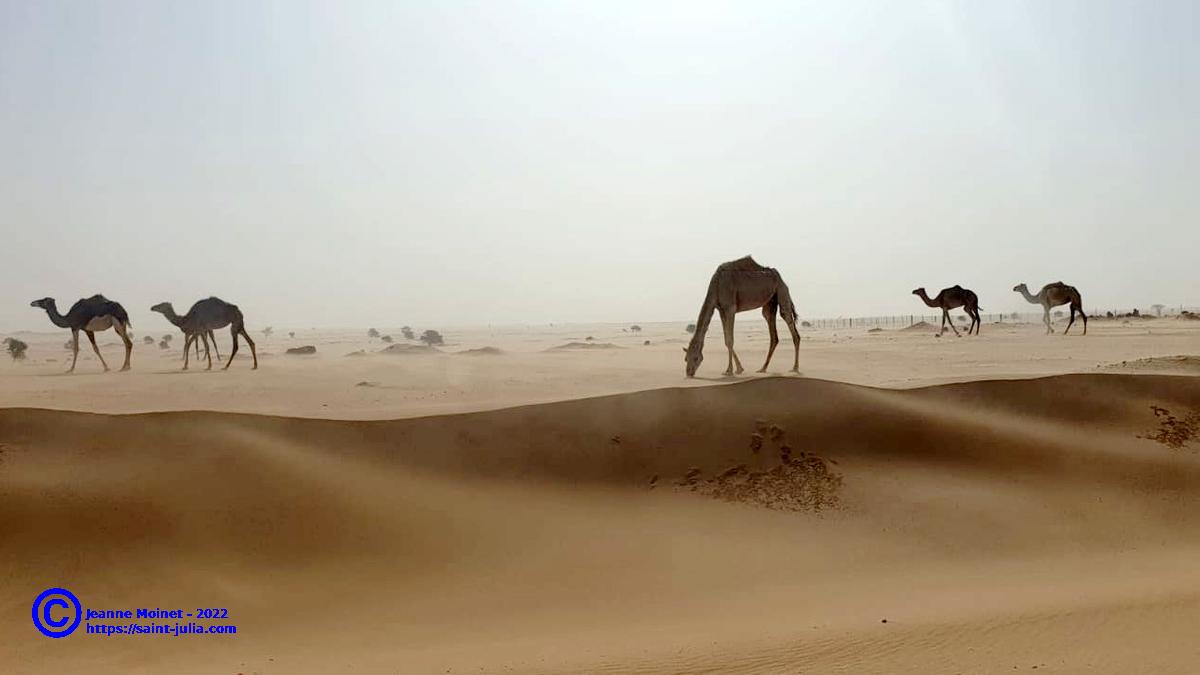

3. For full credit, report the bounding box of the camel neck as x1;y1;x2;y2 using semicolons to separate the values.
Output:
916;291;938;308
1017;287;1041;305
687;288;719;352
41;303;70;328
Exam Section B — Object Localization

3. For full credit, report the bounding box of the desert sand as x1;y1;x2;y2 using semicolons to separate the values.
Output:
3;317;1200;673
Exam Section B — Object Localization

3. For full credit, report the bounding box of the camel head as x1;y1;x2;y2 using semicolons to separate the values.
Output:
683;345;703;377
1012;283;1028;293
30;298;55;310
149;302;173;315
910;288;925;297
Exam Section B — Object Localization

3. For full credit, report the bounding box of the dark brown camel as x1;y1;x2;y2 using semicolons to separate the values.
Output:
912;286;981;336
1014;282;1087;335
151;297;257;370
684;256;801;377
30;295;133;372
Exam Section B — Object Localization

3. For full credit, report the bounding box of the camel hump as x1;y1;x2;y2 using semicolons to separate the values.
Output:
718;255;770;272
952;284;963;290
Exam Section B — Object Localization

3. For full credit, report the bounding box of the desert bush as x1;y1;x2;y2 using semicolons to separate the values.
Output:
368;328;380;338
162;334;173;343
419;329;444;346
401;326;414;340
630;325;642;332
4;338;28;361
1053;310;1064;318
381;335;394;343
801;321;812;328
686;323;696;333
143;335;155;345
159;339;169;350
262;326;274;337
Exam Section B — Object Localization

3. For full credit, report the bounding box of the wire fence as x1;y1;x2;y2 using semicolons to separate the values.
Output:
800;306;1200;330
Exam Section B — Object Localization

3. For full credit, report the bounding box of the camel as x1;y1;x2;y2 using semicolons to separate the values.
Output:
1014;282;1087;335
151;303;222;366
912;286;981;337
150;297;257;370
684;256;801;377
30;295;133;372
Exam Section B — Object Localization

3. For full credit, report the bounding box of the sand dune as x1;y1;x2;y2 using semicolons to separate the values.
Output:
5;373;1200;673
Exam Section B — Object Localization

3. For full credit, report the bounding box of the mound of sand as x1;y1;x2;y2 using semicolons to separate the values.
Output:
285;345;317;355
901;320;937;332
6;374;1200;673
456;346;503;356
548;341;623;350
379;343;439;355
1099;355;1200;374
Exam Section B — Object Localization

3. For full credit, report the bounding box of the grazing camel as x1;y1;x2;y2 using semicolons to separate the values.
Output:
151;297;257;370
1014;282;1087;335
684;256;801;377
912;286;982;337
30;295;133;372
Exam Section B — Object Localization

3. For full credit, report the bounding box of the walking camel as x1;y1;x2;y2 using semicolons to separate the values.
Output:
684;256;801;377
151;302;224;367
151;297;257;370
30;295;133;372
1013;282;1087;335
912;286;981;336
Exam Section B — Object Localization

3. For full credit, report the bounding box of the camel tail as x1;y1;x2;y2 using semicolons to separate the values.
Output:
110;301;132;328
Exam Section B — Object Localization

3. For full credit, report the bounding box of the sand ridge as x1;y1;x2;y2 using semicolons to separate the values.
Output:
4;373;1200;673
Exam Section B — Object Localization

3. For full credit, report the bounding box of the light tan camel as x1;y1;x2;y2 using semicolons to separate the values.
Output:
151;297;257;370
1014;282;1087;335
912;285;981;336
30;295;133;372
684;256;800;377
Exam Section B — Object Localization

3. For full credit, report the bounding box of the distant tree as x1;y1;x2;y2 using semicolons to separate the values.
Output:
262;326;274;337
142;335;155;345
401;326;414;340
289;331;295;339
419;329;444;346
4;338;28;361
1151;304;1165;317
159;339;169;350
1106;311;1114;318
685;323;696;334
630;325;642;332
381;335;394;343
368;328;380;339
1132;308;1140;317
162;334;173;343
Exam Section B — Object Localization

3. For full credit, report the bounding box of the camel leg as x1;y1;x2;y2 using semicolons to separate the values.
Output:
209;330;221;359
182;334;193;370
1080;307;1088;335
242;329;257;369
1043;307;1054;334
113;321;132;370
757;301;779;373
201;332;213;370
783;313;801;373
970;308;981;335
85;331;110;371
719;310;742;376
943;308;960;337
1064;306;1076;335
68;329;80;373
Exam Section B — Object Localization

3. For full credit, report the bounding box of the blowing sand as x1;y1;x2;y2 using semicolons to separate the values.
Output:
3;318;1200;673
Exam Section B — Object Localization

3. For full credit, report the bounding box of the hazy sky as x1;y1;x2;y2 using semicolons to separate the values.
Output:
2;1;1197;331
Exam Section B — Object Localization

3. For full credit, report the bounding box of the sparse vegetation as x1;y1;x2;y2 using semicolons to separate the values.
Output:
1151;304;1165;317
419;329;444;346
162;334;173;343
262;326;274;337
4;338;28;361
368;328;380;338
686;323;696;333
159;339;169;350
289;331;295;339
630;325;642;332
143;335;155;345
801;321;812;328
1139;405;1199;450
381;335;394;343
401;326;414;340
1053;310;1064;319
